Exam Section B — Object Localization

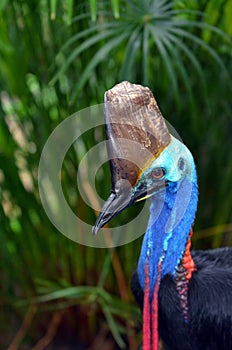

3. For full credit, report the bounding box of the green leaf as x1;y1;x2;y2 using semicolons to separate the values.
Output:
120;25;142;81
0;0;7;13
142;24;149;85
148;23;179;104
111;0;120;18
50;0;56;20
50;26;124;85
20;286;99;304
71;30;130;101
224;0;232;36
102;305;126;348
169;26;228;74
67;0;74;24
90;0;97;21
58;22;121;53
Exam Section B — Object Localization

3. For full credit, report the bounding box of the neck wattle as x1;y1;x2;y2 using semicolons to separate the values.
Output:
137;177;198;350
175;230;196;322
181;230;195;280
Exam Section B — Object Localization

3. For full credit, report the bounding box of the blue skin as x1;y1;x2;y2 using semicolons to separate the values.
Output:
136;136;199;297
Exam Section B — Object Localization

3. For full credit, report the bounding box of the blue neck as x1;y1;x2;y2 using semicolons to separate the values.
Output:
137;173;198;295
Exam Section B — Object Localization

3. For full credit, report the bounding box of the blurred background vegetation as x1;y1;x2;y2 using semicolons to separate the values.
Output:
0;0;232;349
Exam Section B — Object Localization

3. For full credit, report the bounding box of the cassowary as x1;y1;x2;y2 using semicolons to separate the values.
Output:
92;81;232;350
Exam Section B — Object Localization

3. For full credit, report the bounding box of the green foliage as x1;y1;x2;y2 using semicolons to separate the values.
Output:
0;0;232;348
51;0;231;106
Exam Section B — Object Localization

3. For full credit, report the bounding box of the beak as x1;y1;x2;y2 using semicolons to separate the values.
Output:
92;179;166;235
92;188;131;235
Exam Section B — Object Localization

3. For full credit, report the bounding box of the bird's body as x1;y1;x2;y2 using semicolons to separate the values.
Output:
93;81;232;350
132;247;232;350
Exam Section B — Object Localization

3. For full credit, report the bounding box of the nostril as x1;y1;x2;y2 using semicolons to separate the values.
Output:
115;178;132;193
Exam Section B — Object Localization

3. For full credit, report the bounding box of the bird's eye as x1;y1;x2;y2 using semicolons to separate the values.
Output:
151;167;165;179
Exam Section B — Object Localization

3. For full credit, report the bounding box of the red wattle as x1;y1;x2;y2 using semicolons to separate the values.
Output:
143;261;162;350
152;262;162;350
143;263;151;350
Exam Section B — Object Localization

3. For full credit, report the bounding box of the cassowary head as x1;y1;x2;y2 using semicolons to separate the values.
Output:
93;81;197;238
